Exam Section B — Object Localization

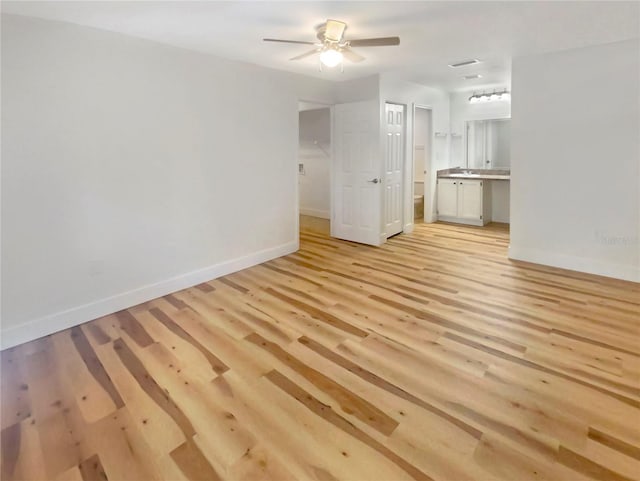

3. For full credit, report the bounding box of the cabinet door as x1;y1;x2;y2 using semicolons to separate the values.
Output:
457;180;483;220
437;179;458;217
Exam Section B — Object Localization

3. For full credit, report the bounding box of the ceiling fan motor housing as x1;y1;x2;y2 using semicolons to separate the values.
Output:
316;19;347;43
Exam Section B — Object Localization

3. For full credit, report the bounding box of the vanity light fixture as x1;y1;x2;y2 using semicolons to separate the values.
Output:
468;89;510;104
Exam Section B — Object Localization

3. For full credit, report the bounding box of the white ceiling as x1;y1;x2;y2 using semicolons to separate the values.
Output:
3;1;639;91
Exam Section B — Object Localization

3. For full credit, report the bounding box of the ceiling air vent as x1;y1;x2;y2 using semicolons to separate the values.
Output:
448;59;480;68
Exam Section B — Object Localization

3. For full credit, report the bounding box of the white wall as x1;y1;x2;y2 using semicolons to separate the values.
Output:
491;181;510;223
298;108;330;219
335;75;380;104
379;76;450;226
1;14;335;348
510;38;640;282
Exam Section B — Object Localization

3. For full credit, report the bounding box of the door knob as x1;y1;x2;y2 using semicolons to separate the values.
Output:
368;178;380;184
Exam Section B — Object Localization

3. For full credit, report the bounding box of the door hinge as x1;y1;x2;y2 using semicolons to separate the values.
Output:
480;215;483;219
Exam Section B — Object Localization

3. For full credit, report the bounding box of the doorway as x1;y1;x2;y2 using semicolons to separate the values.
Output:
300;100;411;246
413;105;432;224
298;101;331;236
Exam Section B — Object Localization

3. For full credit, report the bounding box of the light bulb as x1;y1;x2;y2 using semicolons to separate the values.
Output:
320;48;343;68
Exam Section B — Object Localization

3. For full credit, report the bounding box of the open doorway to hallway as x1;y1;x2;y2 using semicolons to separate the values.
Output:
298;101;331;237
413;105;432;224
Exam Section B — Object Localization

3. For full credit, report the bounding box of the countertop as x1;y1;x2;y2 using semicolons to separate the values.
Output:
437;168;510;181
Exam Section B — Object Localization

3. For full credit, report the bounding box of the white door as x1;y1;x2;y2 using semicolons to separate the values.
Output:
331;100;382;246
384;103;405;237
437;179;458;217
457;180;483;219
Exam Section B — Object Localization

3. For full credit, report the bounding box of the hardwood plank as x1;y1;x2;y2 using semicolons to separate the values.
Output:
170;438;222;481
1;423;21;480
558;445;636;481
245;332;399;436
112;338;196;439
265;369;434;481
264;287;369;338
114;311;154;348
588;427;640;461
87;407;165;481
78;454;108;481
70;327;125;410
444;332;640;408
298;335;483;440
148;307;229;375
0;348;32;430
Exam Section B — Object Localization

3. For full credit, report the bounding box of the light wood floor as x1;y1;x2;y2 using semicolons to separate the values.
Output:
2;217;639;481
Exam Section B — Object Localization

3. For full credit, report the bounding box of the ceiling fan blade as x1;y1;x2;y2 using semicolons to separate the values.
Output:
348;37;400;47
290;48;320;61
263;38;316;45
342;47;365;63
324;19;347;42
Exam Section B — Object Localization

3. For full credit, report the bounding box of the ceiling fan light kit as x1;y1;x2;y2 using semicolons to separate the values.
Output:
263;19;400;71
319;47;343;68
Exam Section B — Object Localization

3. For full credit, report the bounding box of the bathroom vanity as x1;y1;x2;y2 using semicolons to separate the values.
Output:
436;169;510;226
436;116;511;226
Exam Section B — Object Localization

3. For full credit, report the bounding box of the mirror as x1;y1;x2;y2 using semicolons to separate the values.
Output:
466;118;511;169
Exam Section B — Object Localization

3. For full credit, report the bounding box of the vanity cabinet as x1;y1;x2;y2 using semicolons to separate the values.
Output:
436;179;458;217
437;178;491;226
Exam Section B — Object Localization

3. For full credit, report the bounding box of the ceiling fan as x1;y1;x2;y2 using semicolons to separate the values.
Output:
263;19;400;69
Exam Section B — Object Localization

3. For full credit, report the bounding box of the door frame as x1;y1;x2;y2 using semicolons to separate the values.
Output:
412;104;434;224
296;99;333;240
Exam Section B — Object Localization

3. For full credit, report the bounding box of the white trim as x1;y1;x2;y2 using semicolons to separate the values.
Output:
508;245;640;283
0;240;299;350
403;222;414;234
437;215;485;226
299;208;330;219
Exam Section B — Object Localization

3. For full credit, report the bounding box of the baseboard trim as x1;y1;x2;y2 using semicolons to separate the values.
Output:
1;240;299;350
299;207;330;219
437;215;486;227
508;245;640;283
